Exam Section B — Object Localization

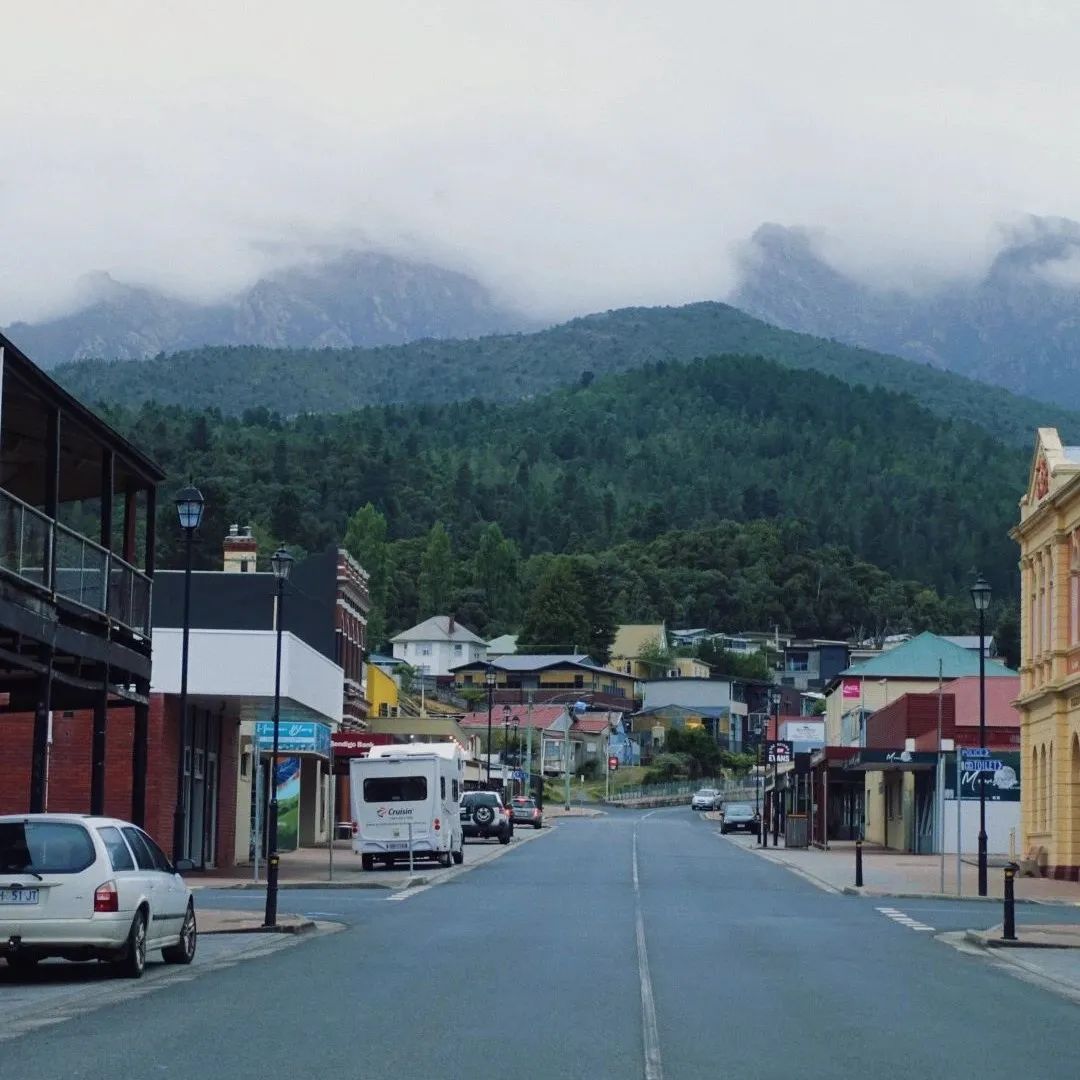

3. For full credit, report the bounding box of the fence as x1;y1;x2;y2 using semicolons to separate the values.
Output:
606;777;760;805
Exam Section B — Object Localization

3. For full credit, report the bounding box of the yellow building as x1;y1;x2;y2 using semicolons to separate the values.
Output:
366;661;400;718
674;657;712;679
611;624;668;678
1012;427;1080;878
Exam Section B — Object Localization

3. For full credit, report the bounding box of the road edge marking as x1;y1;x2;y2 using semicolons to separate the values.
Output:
633;813;664;1080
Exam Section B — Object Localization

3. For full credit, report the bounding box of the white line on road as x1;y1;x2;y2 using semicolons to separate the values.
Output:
876;906;936;933
634;811;664;1080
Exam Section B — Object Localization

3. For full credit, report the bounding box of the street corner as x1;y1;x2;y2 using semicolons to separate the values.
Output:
197;908;318;935
964;924;1080;950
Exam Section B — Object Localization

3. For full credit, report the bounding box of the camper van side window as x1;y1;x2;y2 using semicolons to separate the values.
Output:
440;777;446;800
452;780;459;801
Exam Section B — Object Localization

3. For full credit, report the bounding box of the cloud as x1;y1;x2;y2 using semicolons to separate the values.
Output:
4;1;1080;322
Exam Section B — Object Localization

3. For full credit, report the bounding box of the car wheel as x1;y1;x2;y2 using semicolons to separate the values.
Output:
438;850;452;868
473;806;495;827
162;904;197;965
534;822;542;830
452;846;464;865
498;830;511;845
361;854;374;871
115;909;148;979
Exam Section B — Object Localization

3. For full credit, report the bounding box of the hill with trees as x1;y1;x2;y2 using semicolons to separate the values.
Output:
59;301;1077;447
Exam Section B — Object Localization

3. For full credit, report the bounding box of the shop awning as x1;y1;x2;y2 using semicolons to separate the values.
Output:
842;749;938;772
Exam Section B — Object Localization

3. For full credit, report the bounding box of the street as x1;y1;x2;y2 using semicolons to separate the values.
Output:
3;808;1080;1079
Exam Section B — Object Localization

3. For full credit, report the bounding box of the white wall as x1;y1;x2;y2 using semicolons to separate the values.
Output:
152;628;344;722
392;638;487;677
942;800;1020;856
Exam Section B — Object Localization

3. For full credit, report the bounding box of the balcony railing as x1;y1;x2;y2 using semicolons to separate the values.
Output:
0;488;151;636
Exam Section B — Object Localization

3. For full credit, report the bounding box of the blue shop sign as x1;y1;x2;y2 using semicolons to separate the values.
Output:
255;721;332;757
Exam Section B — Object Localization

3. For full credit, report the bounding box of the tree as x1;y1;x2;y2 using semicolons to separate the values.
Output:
418;521;453;618
472;523;520;630
518;557;589;654
344;503;390;648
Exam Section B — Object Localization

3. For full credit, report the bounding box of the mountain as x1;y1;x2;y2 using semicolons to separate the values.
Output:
114;352;1023;605
3;251;533;366
731;216;1080;409
54;300;1080;447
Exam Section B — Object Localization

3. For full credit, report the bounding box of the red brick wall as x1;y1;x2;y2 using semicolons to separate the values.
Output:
0;694;239;870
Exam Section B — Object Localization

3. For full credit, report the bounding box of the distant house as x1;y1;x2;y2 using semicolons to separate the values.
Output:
611;623;668;678
390;615;488;678
781;640;850;692
671;628;711;648
486;634;518;658
942;635;997;659
451;654;640;710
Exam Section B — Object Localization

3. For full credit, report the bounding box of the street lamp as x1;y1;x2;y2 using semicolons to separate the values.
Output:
263;545;294;928
511;715;520;796
485;665;497;786
771;688;782;847
971;573;992;897
171;484;204;862
502;704;512;793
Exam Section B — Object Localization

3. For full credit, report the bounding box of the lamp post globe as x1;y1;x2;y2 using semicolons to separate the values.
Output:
174;485;205;532
971;573;992;897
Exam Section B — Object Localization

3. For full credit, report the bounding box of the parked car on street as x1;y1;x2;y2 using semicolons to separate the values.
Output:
0;814;197;978
691;788;722;811
460;792;513;844
720;803;760;835
510;796;544;829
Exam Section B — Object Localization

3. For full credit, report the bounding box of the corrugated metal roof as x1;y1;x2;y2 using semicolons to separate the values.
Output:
390;615;486;645
840;631;1016;679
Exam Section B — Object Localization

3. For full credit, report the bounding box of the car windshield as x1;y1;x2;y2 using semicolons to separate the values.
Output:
695;789;717;796
726;804;753;815
464;793;499;807
0;820;96;874
512;798;535;808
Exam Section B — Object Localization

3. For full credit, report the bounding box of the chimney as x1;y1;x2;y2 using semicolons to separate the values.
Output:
447;614;456;635
223;524;258;573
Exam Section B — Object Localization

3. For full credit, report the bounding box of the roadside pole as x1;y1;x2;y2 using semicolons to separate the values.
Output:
956;746;962;895
328;771;335;884
253;759;263;883
526;694;534;799
937;659;944;893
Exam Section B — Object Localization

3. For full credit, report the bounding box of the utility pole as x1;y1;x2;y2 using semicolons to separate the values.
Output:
526;692;535;802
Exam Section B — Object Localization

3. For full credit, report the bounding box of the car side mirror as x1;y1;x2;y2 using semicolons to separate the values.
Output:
173;858;195;874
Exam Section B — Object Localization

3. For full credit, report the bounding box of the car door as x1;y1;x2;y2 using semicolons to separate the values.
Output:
138;829;187;940
95;824;141;917
120;826;164;943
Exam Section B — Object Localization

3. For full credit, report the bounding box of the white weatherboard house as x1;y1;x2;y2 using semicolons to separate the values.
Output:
391;615;488;678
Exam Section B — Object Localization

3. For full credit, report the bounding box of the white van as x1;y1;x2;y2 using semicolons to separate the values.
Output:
349;742;465;870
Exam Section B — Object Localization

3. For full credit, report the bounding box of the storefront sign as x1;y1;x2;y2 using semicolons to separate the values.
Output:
946;752;1020;801
841;678;861;699
255;721;332;757
331;733;395;758
767;741;794;764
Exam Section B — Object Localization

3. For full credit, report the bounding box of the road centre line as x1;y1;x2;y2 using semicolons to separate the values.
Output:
634;810;664;1080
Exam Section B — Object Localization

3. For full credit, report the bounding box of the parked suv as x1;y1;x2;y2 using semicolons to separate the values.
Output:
460;792;513;844
691;788;722;811
510;796;543;829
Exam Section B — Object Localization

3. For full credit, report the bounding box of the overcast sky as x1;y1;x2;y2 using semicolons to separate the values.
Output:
3;1;1080;322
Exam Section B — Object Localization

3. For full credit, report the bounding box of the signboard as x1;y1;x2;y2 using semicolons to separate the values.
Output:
331;733;395;758
945;751;1020;802
767;741;794;765
512;770;526;782
841;678;861;700
255;721;332;757
608;755;619;771
781;721;825;744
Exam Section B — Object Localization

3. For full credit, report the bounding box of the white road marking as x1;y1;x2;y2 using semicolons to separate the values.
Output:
634;811;664;1080
876;907;936;933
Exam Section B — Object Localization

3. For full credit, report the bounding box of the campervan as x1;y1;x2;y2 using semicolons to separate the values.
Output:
349;742;465;870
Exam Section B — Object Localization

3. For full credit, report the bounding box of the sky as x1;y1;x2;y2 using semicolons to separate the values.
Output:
3;1;1080;323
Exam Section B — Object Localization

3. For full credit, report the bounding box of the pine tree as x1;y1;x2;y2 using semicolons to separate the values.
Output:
518;557;589;654
344;503;390;648
418;521;453;618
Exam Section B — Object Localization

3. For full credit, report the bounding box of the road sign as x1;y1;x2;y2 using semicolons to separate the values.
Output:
608;756;619;771
961;759;1004;772
512;769;525;781
961;747;990;758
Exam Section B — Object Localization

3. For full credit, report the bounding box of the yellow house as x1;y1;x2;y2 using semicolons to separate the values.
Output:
366;661;400;718
611;624;668;679
1012;427;1080;878
675;657;712;679
451;654;640;707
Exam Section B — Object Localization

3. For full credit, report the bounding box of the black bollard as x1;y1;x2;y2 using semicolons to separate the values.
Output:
855;838;864;888
1003;862;1018;941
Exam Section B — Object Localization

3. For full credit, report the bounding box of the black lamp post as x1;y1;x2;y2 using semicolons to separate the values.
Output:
485;665;497;786
771;688;782;847
171;484;204;862
971;573;992;897
263;545;294;929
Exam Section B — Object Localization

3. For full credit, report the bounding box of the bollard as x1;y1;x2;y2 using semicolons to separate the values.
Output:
1003;861;1018;941
855;838;864;888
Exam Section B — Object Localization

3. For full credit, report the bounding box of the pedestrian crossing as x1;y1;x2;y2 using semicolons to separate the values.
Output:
876;906;936;932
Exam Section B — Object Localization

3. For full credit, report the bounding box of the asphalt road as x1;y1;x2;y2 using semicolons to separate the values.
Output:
3;807;1080;1080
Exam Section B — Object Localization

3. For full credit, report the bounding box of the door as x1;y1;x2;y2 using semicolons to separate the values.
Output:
139;829;187;940
204;752;219;868
121;826;166;943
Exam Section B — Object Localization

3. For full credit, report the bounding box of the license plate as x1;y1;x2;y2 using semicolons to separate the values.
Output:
387;842;408;851
0;888;39;905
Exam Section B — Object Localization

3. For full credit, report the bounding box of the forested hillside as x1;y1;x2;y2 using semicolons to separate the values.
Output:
104;354;1024;642
61;302;1077;446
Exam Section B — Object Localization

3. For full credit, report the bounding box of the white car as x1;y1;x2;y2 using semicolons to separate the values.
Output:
691;788;722;811
0;814;197;978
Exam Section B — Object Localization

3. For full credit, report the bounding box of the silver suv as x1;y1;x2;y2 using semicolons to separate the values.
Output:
460;791;513;844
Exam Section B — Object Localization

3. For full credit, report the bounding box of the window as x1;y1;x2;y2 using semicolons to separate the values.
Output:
440;777;446;799
454;644;462;654
122;826;157;871
363;776;428;802
787;652;809;672
140;831;174;873
0;821;95;874
452;780;460;801
97;826;135;871
420;645;432;656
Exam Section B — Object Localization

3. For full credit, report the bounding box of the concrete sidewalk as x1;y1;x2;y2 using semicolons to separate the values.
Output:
722;832;1080;905
198;909;315;934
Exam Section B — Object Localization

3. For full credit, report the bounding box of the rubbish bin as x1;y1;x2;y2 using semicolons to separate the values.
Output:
784;814;808;849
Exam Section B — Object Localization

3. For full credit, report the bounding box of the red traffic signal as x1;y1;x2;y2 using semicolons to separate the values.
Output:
608;755;619;771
